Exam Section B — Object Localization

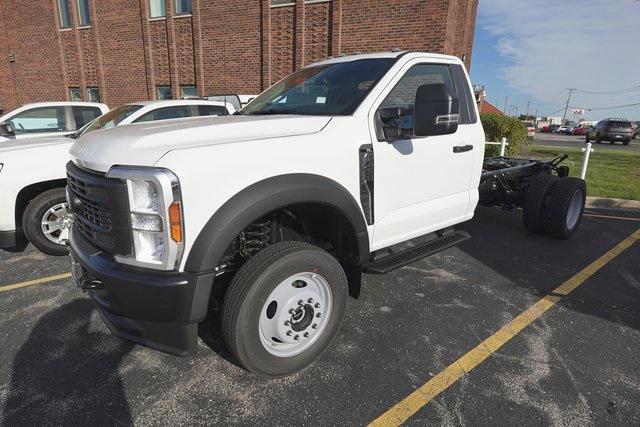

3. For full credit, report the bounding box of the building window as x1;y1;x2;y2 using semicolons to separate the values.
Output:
149;0;165;18
156;86;172;100
58;0;72;28
69;87;82;101
174;0;192;15
271;0;294;5
77;0;91;26
179;85;197;98
87;87;100;102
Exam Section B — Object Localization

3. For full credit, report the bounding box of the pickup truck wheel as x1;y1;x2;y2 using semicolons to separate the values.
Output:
544;178;586;239
222;241;347;377
523;174;559;234
22;188;71;256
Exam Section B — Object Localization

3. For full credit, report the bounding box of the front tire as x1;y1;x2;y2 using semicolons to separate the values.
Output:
544;178;586;239
22;188;71;256
222;241;348;377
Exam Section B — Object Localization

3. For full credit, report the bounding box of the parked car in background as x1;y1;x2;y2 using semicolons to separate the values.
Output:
633;122;640;140
549;124;561;133
523;122;535;136
558;122;576;135
0;102;109;143
585;119;633;145
572;122;591;136
0;99;235;256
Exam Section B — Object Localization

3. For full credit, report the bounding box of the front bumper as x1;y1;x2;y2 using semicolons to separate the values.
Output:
69;226;215;356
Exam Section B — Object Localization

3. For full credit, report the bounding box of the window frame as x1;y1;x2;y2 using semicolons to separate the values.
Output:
174;0;192;15
7;106;71;134
156;86;173;100
86;87;100;102
69;87;82;101
71;106;103;129
179;85;198;98
76;0;91;27
149;0;166;18
57;0;72;29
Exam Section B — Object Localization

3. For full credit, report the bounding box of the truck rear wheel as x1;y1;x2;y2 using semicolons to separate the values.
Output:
544;178;586;239
22;188;71;256
523;174;559;234
222;241;348;377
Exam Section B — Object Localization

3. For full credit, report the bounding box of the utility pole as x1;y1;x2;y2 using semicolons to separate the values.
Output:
525;100;530;120
562;88;575;124
534;109;538;126
503;96;508;115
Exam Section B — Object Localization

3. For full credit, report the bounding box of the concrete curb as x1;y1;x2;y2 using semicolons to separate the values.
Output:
586;196;640;212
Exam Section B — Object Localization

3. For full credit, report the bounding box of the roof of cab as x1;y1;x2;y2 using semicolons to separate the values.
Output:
307;51;463;67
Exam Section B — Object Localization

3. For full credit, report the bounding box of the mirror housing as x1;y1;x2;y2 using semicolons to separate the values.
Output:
413;84;459;137
0;122;14;137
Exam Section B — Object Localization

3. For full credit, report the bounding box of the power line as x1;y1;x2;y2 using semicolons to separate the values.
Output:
573;85;640;95
569;101;640;111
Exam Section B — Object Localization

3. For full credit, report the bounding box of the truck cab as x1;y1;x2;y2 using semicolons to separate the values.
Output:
66;51;484;376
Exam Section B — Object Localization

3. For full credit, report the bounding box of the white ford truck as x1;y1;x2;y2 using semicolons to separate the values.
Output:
0;100;235;255
66;51;586;376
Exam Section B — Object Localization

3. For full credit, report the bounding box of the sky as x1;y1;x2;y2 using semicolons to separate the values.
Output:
470;0;640;122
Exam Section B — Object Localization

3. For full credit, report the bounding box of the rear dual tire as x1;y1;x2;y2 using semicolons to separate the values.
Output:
523;175;586;239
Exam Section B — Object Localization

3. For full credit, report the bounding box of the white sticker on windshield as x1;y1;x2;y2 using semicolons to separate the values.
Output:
316;96;327;104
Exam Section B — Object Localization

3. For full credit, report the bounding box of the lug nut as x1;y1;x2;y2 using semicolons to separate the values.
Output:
303;332;309;338
314;303;320;309
294;335;300;340
298;300;304;306
312;323;318;329
284;320;290;326
286;331;292;336
288;308;295;314
316;313;322;318
307;298;314;303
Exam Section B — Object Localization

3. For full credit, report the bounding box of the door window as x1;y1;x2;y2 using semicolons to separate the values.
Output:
134;106;192;122
379;64;456;134
197;105;227;116
72;106;103;128
8;107;68;134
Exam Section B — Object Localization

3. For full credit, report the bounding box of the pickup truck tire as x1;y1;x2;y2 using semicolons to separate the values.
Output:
222;241;347;377
22;188;71;256
523;174;559;234
544;178;586;239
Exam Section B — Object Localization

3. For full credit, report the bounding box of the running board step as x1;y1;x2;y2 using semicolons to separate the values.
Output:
363;230;471;274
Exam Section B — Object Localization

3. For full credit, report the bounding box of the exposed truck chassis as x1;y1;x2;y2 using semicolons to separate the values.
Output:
478;155;569;208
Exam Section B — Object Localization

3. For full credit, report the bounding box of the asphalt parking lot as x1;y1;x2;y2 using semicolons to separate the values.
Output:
534;133;640;152
1;207;639;425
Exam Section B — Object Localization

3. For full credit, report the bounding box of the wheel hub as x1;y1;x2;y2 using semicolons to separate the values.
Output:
259;272;332;357
41;202;73;245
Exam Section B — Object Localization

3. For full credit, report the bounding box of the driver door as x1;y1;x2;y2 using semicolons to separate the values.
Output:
369;61;479;250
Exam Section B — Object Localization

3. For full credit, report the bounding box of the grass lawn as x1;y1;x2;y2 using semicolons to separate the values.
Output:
523;145;640;201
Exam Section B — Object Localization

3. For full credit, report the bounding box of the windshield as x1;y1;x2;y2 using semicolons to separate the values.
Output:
241;58;396;116
77;104;143;137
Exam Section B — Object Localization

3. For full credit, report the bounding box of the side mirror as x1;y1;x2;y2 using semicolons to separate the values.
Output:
0;122;14;137
413;84;459;137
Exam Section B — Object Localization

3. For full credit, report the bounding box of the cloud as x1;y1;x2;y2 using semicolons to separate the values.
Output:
478;0;640;119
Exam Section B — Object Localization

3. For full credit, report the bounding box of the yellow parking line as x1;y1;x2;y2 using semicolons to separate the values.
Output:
0;272;71;293
584;213;640;222
370;228;640;426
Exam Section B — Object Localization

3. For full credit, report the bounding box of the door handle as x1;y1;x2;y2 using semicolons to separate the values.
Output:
453;144;473;153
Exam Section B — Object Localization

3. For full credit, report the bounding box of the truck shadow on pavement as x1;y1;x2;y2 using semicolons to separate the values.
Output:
3;299;134;426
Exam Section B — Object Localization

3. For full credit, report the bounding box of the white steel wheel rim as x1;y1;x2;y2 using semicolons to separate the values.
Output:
41;202;72;245
566;189;583;229
258;272;333;358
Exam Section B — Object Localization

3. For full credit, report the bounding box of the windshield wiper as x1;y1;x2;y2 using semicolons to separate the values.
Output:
248;109;300;115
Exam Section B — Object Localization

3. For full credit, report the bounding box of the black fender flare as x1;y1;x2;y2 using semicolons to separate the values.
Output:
184;174;371;274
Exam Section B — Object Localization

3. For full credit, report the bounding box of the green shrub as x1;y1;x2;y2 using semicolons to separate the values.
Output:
480;113;529;157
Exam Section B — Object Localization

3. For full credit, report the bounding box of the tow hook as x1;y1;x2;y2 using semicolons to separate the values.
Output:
79;279;104;290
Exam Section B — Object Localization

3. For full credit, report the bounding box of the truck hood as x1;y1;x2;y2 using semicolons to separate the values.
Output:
70;115;332;172
0;136;72;154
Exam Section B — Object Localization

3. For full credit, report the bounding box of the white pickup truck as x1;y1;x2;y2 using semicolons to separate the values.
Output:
66;51;586;377
0;100;235;255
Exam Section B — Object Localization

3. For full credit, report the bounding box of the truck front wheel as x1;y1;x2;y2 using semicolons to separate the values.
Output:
222;241;348;377
22;188;71;256
544;178;586;239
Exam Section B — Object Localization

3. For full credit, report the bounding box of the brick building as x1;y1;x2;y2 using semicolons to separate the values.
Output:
0;0;478;113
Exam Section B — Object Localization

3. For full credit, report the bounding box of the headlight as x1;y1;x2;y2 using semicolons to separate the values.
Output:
106;166;184;270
